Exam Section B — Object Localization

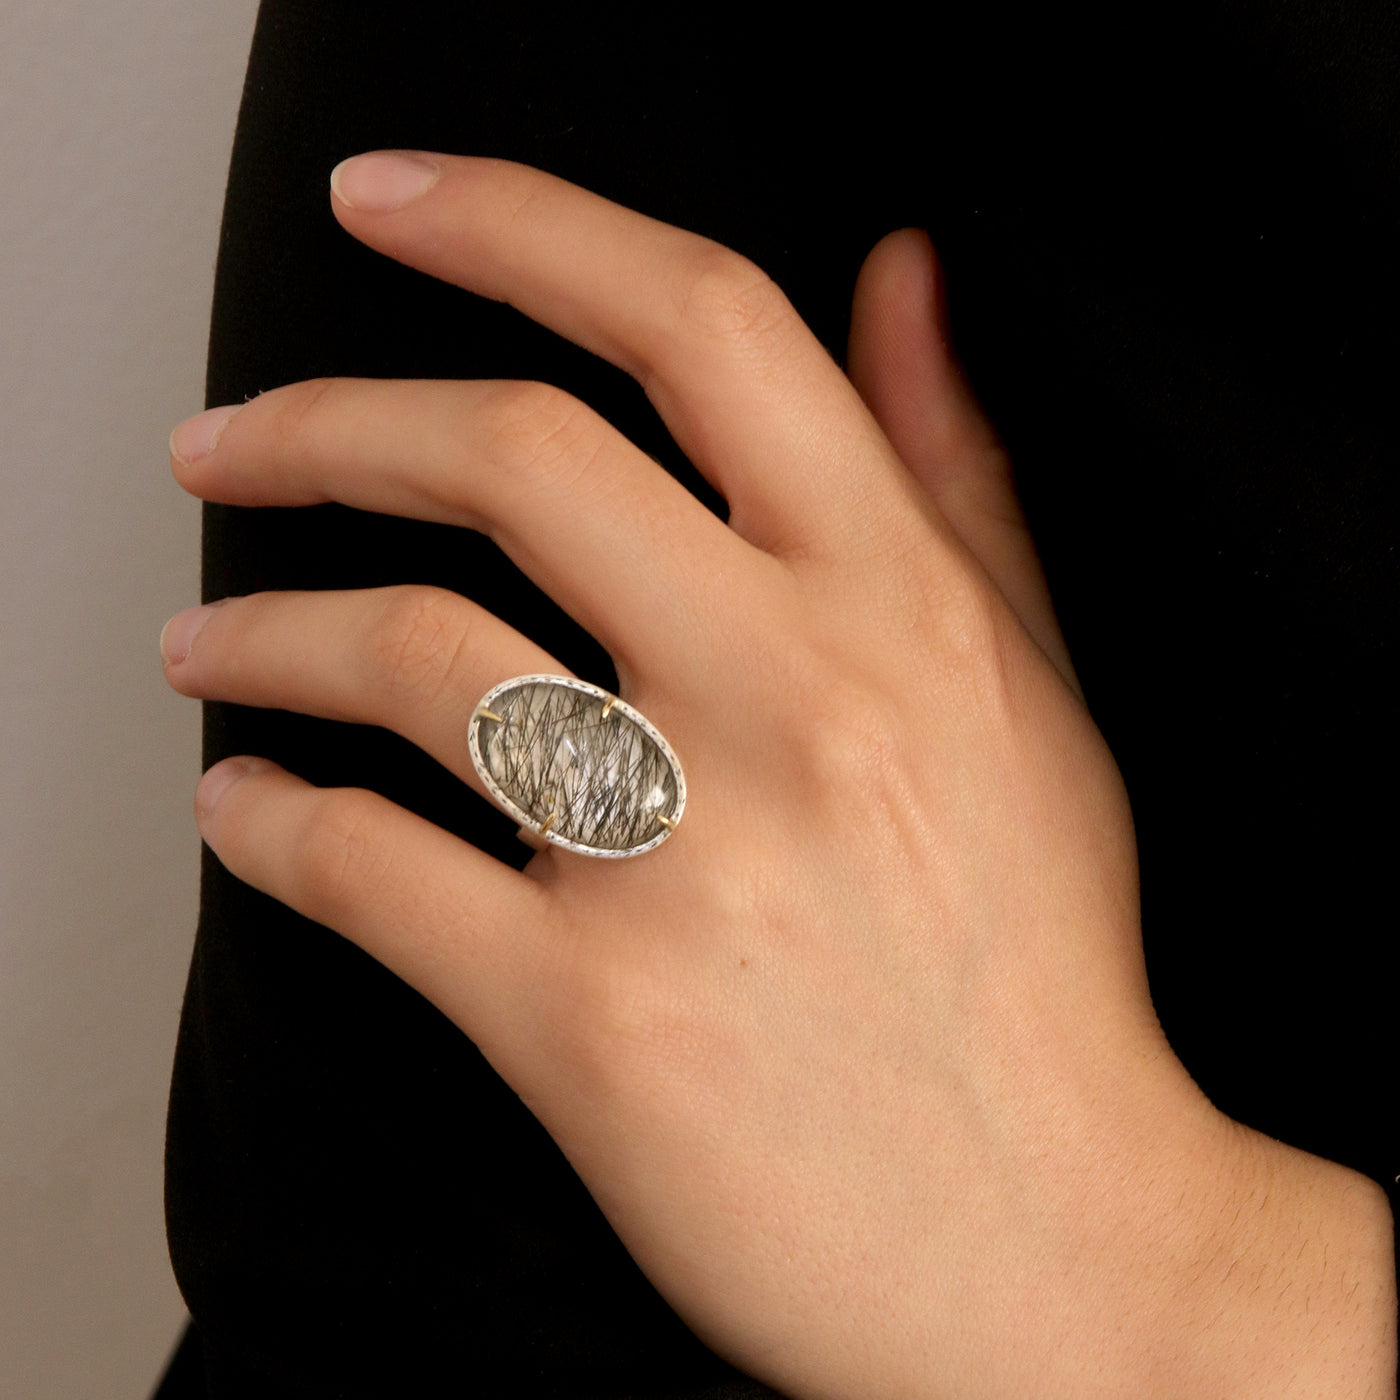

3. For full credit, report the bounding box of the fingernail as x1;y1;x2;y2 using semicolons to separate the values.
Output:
195;756;271;821
171;404;241;465
160;603;216;666
331;151;441;211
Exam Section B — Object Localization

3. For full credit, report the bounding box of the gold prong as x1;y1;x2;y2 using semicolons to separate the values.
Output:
540;811;556;835
655;814;677;832
477;706;504;723
600;696;616;720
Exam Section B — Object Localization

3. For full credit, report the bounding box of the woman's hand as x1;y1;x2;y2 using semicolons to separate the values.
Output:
162;153;1394;1398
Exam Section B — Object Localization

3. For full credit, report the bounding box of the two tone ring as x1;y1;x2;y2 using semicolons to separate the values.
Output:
468;675;685;858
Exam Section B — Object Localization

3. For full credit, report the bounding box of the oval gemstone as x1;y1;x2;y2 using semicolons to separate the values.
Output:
469;676;684;857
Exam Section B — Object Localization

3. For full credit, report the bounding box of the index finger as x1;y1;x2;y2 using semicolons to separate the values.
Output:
330;152;919;560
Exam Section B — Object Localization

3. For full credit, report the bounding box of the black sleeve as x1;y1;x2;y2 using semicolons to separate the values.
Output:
159;4;1398;1395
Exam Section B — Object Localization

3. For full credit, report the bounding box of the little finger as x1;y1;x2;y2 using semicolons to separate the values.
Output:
194;756;557;1049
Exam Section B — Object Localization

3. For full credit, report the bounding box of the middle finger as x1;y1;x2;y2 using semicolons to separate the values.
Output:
172;376;767;679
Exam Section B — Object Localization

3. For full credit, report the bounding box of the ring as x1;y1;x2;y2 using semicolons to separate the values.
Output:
468;675;686;858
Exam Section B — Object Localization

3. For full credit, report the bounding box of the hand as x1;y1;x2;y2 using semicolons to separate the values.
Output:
163;153;1394;1398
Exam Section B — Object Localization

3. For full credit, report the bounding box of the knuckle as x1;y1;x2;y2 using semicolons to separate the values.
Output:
367;585;469;711
932;570;1017;703
871;550;1016;715
750;632;935;844
727;627;900;804
269;376;341;451
674;249;791;349
482;380;608;492
797;671;906;800
296;788;390;918
790;673;947;873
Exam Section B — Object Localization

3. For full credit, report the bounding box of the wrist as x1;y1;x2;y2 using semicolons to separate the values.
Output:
1103;1093;1396;1397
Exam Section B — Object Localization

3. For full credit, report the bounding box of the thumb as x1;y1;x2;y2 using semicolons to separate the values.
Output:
847;229;1076;689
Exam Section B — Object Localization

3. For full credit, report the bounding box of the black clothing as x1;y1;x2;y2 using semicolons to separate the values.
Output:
158;4;1397;1395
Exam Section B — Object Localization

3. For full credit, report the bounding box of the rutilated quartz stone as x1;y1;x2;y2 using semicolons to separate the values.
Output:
469;677;683;857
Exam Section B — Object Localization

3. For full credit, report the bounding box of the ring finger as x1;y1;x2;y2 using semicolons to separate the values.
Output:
162;584;563;801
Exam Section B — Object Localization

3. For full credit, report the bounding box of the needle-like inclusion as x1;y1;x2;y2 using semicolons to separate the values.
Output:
468;676;685;857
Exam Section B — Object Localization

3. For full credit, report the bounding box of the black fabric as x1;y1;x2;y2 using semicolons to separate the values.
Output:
161;3;1397;1395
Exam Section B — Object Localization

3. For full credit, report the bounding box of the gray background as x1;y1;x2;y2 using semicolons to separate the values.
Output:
1;5;260;1395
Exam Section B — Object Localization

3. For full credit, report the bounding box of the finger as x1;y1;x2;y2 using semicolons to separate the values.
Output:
161;585;562;796
328;152;922;559
193;756;557;1050
171;377;764;678
846;229;1078;686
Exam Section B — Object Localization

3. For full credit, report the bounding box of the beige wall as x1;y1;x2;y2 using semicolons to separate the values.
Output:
0;5;259;1395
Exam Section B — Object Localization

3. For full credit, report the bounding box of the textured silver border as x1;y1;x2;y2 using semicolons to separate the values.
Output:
467;674;686;858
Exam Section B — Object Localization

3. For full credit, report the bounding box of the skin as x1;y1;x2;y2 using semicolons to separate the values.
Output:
161;152;1395;1398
